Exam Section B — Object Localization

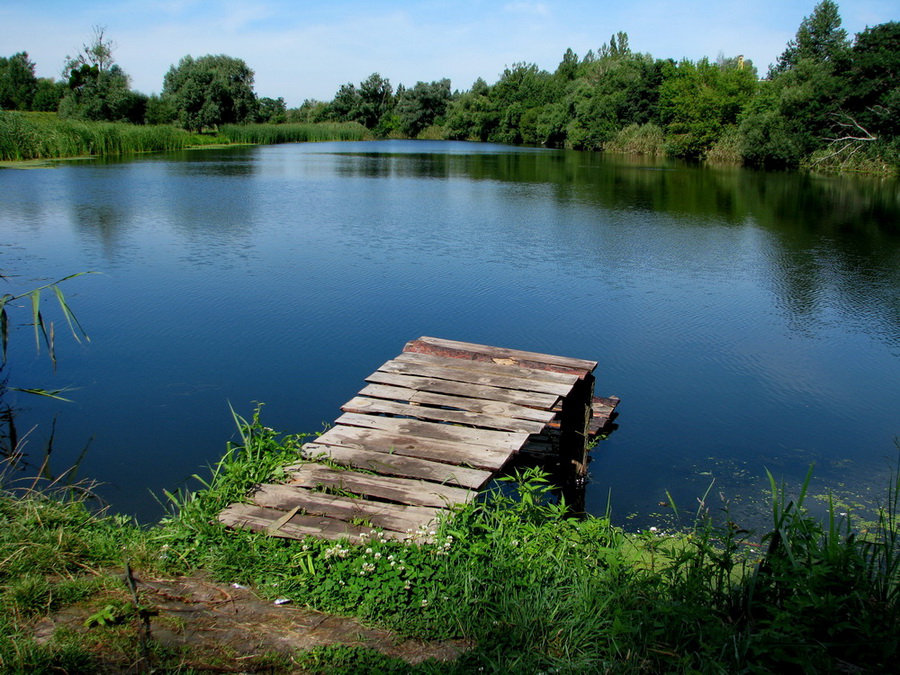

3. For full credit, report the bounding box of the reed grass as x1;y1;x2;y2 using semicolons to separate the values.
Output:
0;113;370;162
218;122;369;145
706;125;745;164
605;122;667;156
0;112;191;161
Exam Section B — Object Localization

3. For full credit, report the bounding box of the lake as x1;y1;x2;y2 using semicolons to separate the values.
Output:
2;140;899;528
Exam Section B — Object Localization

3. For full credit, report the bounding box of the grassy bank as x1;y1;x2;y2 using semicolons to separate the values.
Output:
218;121;368;145
2;410;899;672
0;112;370;162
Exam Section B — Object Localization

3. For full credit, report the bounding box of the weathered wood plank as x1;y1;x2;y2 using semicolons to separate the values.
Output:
300;443;493;489
287;463;473;508
357;383;556;423
218;503;400;543
405;336;597;375
365;371;560;409
395;352;580;385
251;484;439;534
314;425;512;470
377;359;574;396
334;412;529;452
589;395;620;435
218;337;607;544
341;396;547;434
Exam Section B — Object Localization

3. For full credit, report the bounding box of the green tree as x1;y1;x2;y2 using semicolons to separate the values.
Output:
845;22;900;136
741;2;852;167
658;57;758;158
443;78;496;141
59;27;145;123
564;37;663;150
328;83;362;123
144;94;177;125
257;96;287;123
162;54;257;131
287;99;329;123
554;48;580;83
0;52;38;111
357;73;393;129
489;63;554;144
30;78;66;112
740;57;845;167
396;79;451;137
771;0;849;75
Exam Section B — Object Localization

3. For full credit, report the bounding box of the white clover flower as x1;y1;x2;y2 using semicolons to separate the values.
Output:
421;599;429;607
649;527;658;533
374;552;382;559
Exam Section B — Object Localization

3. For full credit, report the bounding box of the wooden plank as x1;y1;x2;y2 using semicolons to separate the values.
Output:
334;412;529;452
251;484;440;534
365;371;560;409
287;463;473;508
341;396;547;434
406;336;597;374
395;352;580;385
300;443;493;489
314;425;512;470
589;395;620;435
218;503;399;542
377;359;574;396
358;383;556;423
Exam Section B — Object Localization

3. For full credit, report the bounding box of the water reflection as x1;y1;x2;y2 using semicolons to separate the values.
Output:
314;143;900;349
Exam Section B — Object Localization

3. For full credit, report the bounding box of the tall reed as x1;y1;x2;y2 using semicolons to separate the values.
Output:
0;112;191;161
605;123;667;156
218;122;369;144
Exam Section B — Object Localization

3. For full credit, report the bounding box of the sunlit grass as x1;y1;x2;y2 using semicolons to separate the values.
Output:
218;122;369;144
0;113;370;161
2;405;899;673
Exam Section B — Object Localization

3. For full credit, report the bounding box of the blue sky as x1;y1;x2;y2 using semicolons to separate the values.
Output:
2;1;896;107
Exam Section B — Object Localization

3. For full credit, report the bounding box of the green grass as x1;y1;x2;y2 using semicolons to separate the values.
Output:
0;111;191;161
604;123;667;156
218;121;369;145
2;408;899;673
0;113;370;162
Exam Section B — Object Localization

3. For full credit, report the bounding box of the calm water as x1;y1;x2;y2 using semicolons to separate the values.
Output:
2;140;899;527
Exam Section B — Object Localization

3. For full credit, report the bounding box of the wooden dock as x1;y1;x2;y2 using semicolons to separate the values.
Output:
218;337;618;543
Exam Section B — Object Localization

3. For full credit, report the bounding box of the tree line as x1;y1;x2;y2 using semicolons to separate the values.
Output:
1;2;898;171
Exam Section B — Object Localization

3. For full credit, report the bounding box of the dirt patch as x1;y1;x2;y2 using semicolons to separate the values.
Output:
32;572;469;672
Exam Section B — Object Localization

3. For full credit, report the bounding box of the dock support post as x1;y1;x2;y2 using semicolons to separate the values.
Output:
559;372;595;476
